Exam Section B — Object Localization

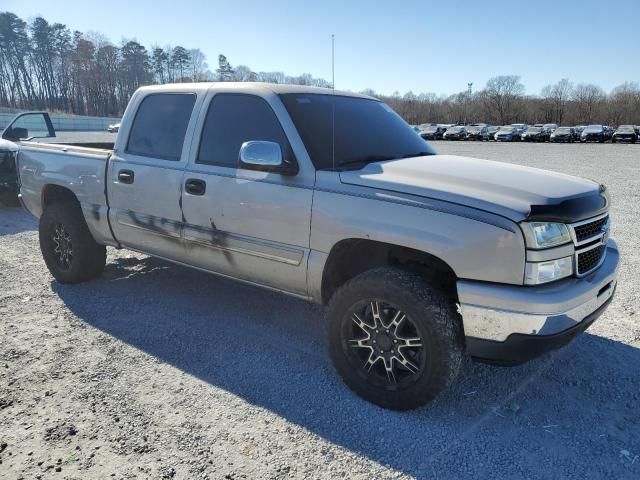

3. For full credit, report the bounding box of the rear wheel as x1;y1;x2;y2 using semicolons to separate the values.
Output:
328;268;463;410
39;201;106;284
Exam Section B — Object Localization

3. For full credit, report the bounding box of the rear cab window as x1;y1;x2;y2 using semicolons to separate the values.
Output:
126;93;196;161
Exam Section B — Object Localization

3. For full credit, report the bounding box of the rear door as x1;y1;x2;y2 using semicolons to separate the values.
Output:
107;91;202;260
180;90;314;296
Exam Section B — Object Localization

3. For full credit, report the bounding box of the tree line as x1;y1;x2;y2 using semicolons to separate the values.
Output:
1;10;639;125
0;11;330;116
381;76;640;127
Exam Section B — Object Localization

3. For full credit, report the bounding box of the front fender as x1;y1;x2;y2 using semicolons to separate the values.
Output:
309;183;526;294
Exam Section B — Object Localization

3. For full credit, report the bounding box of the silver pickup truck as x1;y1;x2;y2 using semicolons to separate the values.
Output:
8;83;619;410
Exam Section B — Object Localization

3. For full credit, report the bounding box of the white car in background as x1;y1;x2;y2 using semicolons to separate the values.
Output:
107;122;121;133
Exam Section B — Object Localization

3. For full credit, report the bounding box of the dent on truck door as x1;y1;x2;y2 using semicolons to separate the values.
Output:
180;93;313;296
107;93;197;259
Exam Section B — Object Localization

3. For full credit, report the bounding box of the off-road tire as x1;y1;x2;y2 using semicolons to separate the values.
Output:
328;268;464;410
39;201;106;284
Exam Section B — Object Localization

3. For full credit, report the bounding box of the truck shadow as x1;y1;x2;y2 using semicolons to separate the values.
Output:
0;205;36;235
52;254;640;478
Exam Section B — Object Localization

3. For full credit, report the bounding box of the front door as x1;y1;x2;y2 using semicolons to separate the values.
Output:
180;92;314;296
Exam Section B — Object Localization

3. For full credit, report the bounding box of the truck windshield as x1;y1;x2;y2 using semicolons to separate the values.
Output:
279;93;435;171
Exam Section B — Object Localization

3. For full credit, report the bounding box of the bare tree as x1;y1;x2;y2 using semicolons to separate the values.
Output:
573;84;606;124
482;75;525;125
607;82;640;126
188;48;209;81
541;78;573;125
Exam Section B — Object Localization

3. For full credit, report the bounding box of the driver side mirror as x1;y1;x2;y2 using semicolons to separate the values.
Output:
2;127;29;141
238;141;298;175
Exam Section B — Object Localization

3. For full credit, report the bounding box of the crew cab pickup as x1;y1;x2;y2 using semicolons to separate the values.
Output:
11;83;619;410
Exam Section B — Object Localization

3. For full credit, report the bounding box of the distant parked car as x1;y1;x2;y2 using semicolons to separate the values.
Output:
550;127;576;143
612;125;638;144
574;125;586;138
466;125;491;141
510;123;528;135
107;122;121;133
543;123;558;133
443;126;468;140
420;125;447;140
521;126;550;142
495;126;521;142
580;125;610;143
486;126;499;141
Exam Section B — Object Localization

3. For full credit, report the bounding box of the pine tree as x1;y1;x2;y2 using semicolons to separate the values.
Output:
171;46;190;82
216;54;234;82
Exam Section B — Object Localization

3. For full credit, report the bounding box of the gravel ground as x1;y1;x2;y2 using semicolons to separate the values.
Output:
1;142;639;479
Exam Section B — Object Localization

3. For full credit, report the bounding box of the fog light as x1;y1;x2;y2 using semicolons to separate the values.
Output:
525;256;573;285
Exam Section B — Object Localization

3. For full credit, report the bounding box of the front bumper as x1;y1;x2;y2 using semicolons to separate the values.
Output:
614;135;636;143
458;239;619;364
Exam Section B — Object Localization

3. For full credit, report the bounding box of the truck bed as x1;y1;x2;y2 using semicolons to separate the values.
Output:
18;141;117;248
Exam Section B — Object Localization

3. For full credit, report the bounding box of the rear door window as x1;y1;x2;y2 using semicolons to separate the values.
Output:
126;93;196;161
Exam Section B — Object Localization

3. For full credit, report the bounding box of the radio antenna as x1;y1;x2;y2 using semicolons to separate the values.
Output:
331;34;336;171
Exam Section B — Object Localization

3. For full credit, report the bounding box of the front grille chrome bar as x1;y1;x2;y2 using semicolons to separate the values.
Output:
569;212;610;277
569;212;610;247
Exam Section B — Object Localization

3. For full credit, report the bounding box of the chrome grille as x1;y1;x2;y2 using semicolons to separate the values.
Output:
570;213;609;277
574;216;608;243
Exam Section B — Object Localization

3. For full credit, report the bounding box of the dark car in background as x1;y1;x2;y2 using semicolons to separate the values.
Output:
466;125;491;141
580;124;610;143
495;126;521;142
420;125;447;140
521;126;550;142
443;125;468;140
612;125;638;143
550;127;576;143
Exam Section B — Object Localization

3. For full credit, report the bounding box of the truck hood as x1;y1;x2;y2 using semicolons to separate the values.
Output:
339;155;603;222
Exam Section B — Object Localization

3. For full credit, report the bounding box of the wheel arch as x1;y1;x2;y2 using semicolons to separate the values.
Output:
41;183;81;209
320;238;458;305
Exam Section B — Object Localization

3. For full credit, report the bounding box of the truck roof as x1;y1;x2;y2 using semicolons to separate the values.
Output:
135;82;377;100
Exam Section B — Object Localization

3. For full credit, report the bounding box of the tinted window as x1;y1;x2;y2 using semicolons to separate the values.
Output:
126;93;196;161
197;94;292;168
279;94;434;171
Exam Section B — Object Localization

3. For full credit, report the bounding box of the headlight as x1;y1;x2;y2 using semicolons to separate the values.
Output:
521;222;572;249
525;257;573;285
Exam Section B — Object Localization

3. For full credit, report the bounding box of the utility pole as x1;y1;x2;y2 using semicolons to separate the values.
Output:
465;83;473;124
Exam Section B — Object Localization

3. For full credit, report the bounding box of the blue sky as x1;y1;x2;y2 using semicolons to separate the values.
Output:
5;0;639;96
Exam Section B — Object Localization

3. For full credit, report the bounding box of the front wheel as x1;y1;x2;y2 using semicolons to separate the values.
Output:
328;268;463;410
39;201;106;284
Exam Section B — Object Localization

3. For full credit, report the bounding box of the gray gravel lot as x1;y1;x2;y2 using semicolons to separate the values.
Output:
1;142;639;479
